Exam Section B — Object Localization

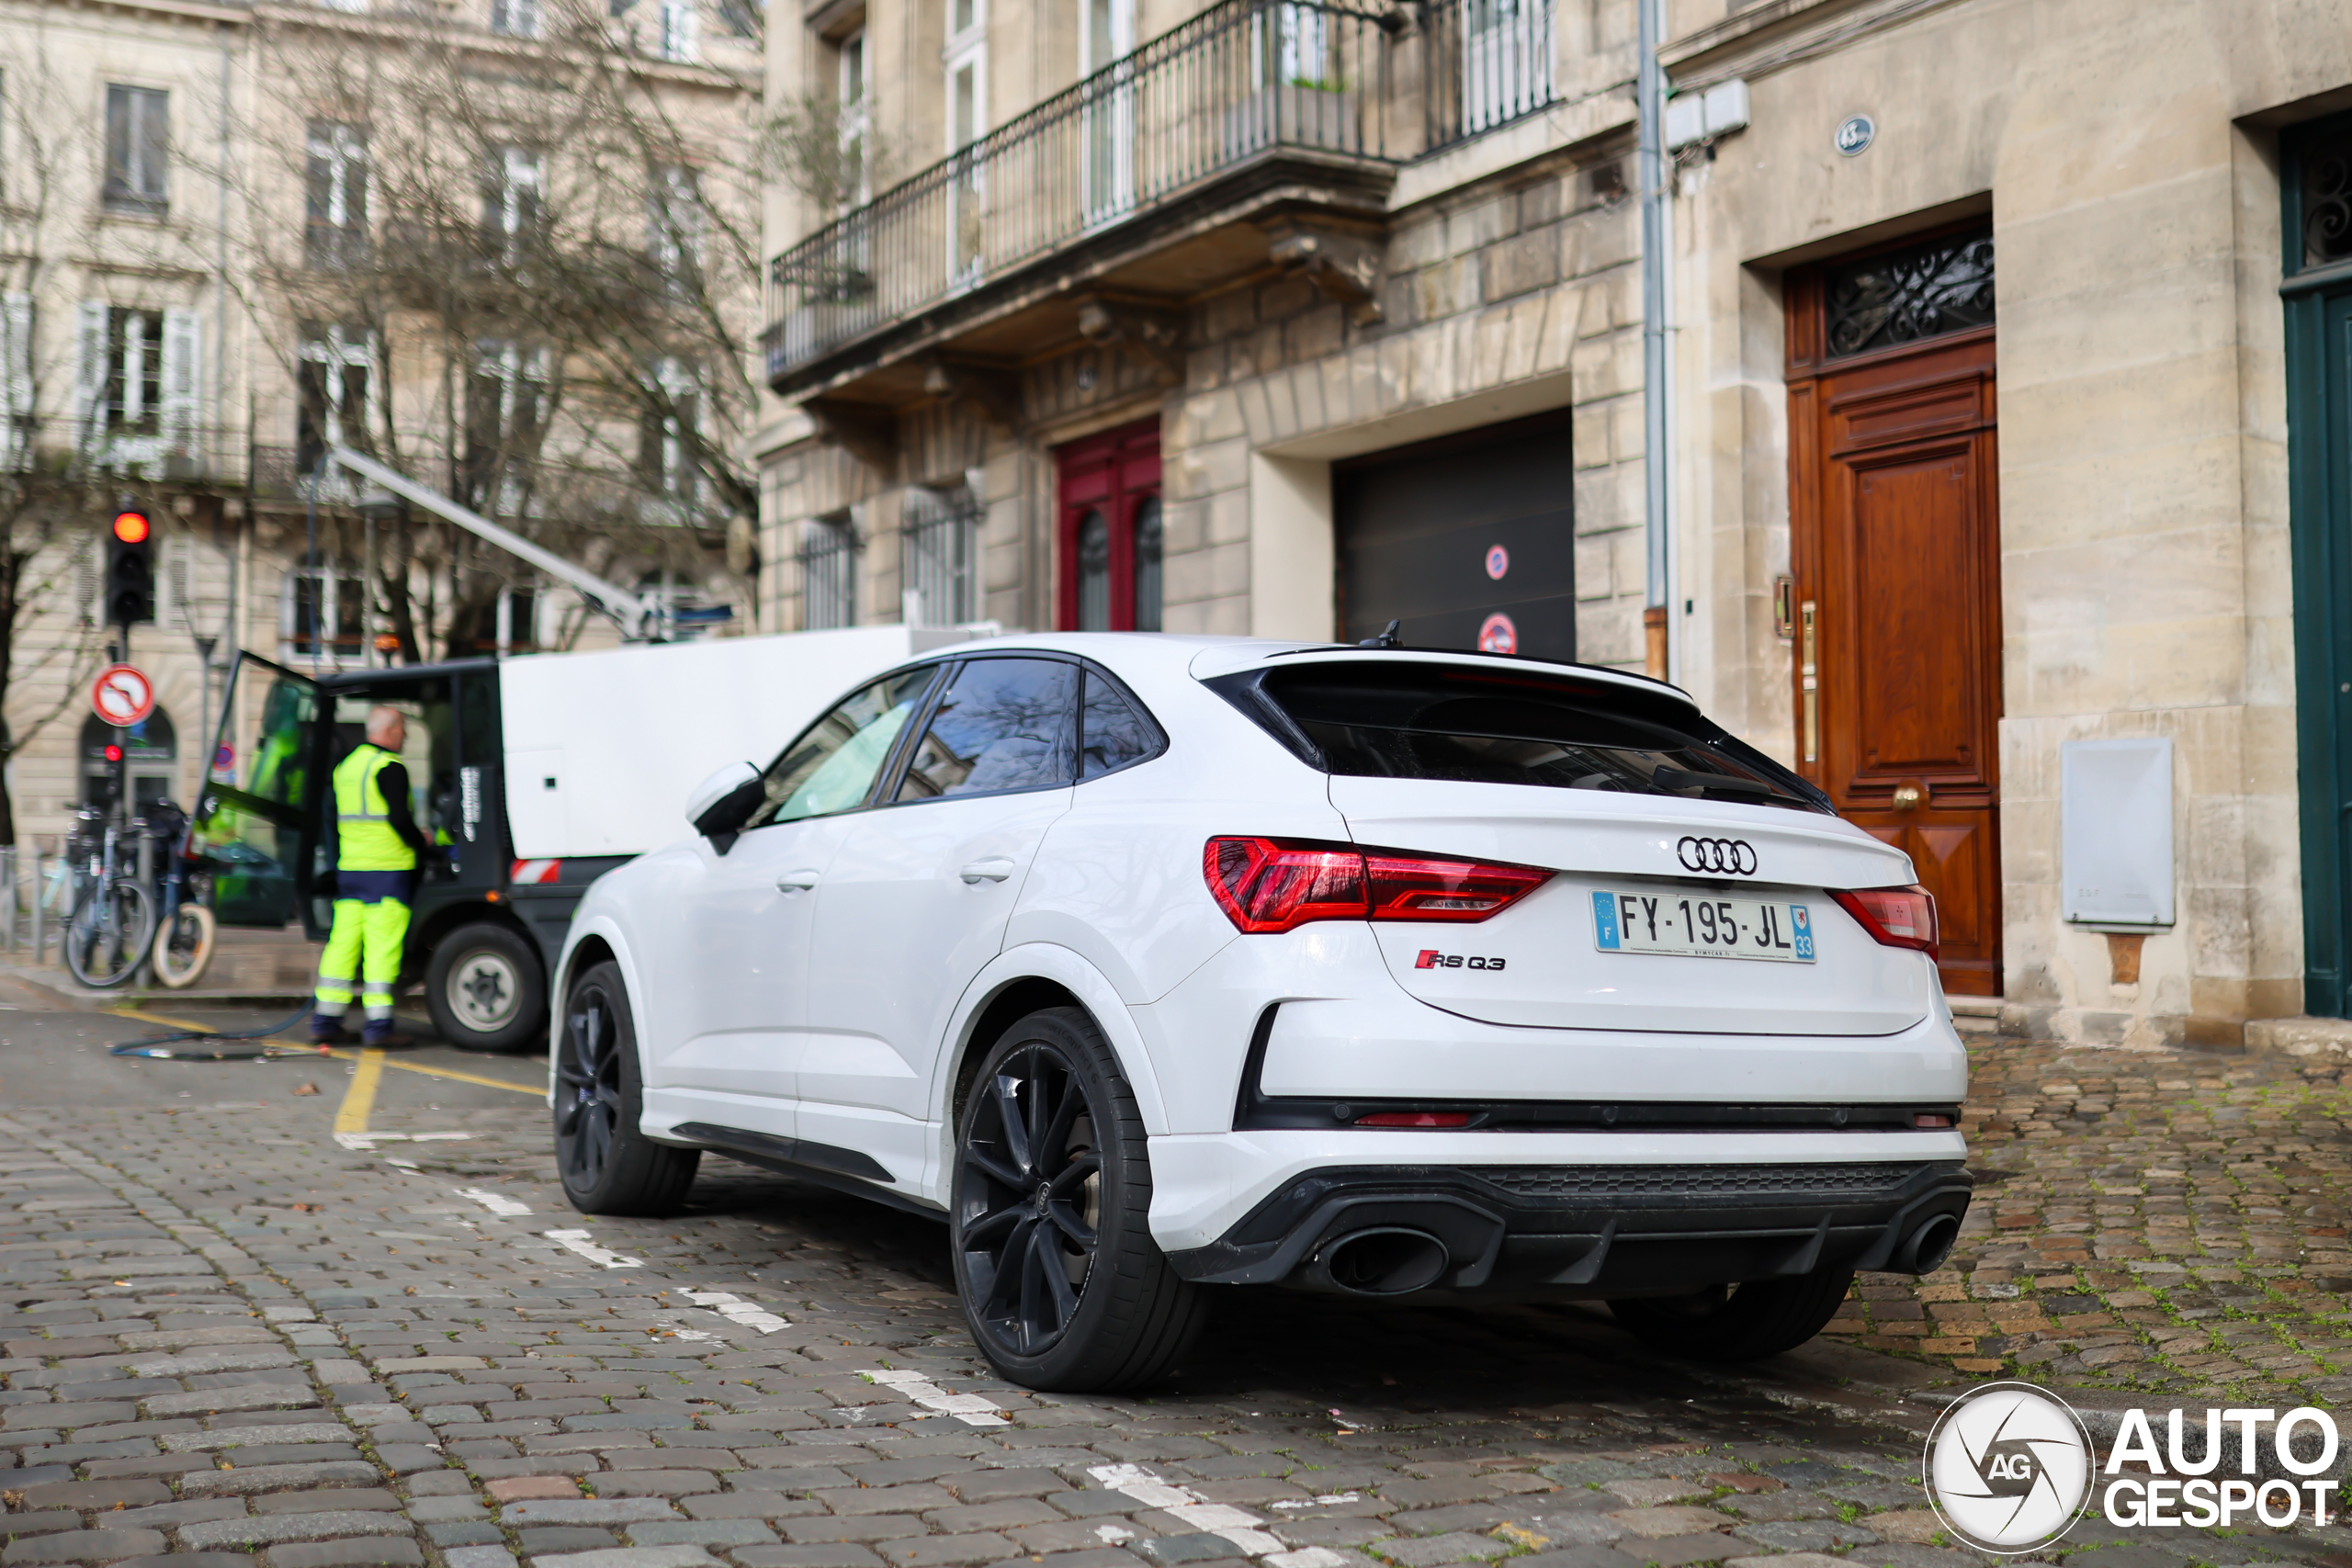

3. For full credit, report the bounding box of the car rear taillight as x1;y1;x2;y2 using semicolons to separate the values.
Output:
1832;885;1939;961
1204;838;1549;935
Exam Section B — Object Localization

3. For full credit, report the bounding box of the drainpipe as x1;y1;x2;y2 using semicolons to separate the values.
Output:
1636;0;1669;680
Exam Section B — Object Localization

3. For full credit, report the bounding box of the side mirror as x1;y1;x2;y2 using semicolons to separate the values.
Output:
686;761;763;852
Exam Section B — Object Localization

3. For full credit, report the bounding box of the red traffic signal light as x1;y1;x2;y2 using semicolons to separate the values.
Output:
103;744;123;763
111;511;151;545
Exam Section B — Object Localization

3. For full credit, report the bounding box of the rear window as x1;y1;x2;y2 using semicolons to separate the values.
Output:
1207;660;1830;813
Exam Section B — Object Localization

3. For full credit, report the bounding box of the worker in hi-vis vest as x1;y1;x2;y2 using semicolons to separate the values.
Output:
311;705;432;1045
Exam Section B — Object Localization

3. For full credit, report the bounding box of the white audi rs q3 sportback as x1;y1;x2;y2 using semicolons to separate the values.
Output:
552;635;1971;1391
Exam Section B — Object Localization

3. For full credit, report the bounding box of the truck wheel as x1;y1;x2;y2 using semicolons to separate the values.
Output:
950;1006;1204;1392
425;922;547;1054
558;960;698;1216
1607;1267;1857;1360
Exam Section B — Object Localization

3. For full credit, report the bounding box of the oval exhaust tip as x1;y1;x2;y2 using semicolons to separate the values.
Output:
1324;1228;1450;1295
1898;1213;1960;1275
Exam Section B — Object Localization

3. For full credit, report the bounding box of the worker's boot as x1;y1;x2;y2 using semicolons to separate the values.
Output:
361;1020;410;1048
308;1010;351;1044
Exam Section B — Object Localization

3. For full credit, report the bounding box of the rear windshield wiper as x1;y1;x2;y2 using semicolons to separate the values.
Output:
1651;765;1775;800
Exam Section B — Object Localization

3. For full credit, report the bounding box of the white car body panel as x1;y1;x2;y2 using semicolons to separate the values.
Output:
556;631;1973;1297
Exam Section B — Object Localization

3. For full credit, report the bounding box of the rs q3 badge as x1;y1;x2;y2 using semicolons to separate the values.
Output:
1416;951;1506;970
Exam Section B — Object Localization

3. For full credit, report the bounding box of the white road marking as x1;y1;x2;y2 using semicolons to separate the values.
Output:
543;1229;644;1268
457;1187;532;1216
681;1289;790;1333
1094;1526;1136;1544
858;1367;1010;1427
333;1132;474;1151
1087;1463;1291;1557
1269;1495;1360;1509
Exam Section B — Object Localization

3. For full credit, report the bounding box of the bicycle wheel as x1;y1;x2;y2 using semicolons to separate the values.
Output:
65;878;156;989
153;903;216;989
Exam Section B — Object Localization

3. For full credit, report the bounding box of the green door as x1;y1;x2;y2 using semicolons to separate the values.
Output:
2285;116;2352;1016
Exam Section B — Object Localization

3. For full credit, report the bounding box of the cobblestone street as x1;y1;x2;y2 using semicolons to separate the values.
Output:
0;1026;2346;1568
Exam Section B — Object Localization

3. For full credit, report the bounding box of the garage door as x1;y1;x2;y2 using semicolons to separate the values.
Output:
1333;411;1576;660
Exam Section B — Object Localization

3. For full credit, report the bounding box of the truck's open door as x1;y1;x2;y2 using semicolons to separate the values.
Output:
191;652;328;935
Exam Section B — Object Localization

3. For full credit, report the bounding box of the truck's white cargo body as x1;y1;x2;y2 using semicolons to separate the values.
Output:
501;627;974;860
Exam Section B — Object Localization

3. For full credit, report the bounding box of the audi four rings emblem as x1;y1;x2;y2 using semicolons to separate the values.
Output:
1678;836;1758;875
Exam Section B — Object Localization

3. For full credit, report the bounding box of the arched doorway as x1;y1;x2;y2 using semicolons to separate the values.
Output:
82;707;177;813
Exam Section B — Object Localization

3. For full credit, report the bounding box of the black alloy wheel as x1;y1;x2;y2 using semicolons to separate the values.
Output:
950;1007;1204;1391
554;961;697;1215
960;1038;1103;1354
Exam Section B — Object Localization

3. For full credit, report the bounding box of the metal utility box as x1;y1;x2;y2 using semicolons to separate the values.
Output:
2061;737;2175;930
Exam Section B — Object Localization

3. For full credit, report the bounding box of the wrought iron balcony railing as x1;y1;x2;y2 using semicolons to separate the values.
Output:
763;0;1559;385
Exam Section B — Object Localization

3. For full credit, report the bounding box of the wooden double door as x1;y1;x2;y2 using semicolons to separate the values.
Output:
1788;263;2002;997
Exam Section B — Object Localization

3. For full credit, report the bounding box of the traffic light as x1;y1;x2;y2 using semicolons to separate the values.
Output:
105;510;153;627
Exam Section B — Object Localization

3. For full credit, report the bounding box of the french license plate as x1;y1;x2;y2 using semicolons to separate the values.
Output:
1592;889;1816;962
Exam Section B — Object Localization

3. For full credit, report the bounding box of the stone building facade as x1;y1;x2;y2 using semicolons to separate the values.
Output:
756;0;2352;1050
0;0;757;849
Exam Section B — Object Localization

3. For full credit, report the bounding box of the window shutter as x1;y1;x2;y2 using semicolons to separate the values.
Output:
74;299;108;454
666;0;698;60
0;292;30;468
161;307;201;462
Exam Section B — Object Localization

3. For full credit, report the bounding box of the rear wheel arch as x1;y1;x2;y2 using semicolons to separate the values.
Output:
952;976;1087;1131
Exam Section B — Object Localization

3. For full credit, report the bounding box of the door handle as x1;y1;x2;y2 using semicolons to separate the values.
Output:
775;869;821;891
959;858;1016;885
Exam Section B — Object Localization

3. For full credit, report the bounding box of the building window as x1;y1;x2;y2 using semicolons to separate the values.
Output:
944;0;985;280
903;483;979;626
100;308;163;437
284;560;366;661
1821;229;1995;360
306;122;368;268
657;0;698;59
481;145;543;255
103;85;168;215
838;29;869;208
1131;493;1161;632
638;358;700;514
646;164;704;292
297;322;373;477
463;340;547;513
800;512;858;628
75;301;198;466
450;584;539;654
491;0;538;36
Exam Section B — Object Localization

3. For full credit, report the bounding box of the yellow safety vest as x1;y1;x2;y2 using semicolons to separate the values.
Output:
334;743;417;873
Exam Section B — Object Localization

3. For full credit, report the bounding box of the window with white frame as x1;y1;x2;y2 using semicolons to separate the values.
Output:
103;85;168;215
481;144;543;255
638;358;701;511
1080;0;1132;220
491;0;538;37
76;301;199;468
657;0;698;60
297;321;373;478
463;340;548;513
800;512;857;628
0;292;31;472
838;29;869;208
646;164;704;292
282;560;367;662
944;0;985;280
305;122;368;268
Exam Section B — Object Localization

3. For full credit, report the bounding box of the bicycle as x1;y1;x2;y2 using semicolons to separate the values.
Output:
63;810;156;989
142;801;215;990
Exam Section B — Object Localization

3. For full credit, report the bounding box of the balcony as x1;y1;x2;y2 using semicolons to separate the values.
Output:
763;0;1556;406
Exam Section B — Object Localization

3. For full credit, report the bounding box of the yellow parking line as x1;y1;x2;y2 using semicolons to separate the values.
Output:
322;1048;544;1098
334;1048;385;1134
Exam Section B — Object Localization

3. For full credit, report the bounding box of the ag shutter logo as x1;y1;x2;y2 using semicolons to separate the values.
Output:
1923;1382;2095;1553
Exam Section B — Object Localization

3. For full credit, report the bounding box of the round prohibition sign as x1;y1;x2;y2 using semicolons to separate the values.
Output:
92;663;156;728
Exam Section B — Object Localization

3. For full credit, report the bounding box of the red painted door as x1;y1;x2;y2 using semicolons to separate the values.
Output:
1056;418;1162;631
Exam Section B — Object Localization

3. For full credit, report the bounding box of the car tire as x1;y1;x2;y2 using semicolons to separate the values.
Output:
951;1006;1204;1392
1607;1267;1856;1360
556;960;699;1216
425;922;547;1054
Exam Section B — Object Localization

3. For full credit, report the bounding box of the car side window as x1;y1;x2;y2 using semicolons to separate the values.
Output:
1080;671;1161;780
747;668;939;829
894;658;1078;801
